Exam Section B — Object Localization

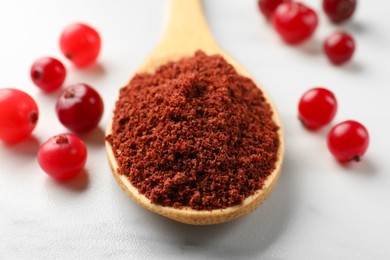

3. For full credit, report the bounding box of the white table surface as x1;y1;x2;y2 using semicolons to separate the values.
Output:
1;0;390;259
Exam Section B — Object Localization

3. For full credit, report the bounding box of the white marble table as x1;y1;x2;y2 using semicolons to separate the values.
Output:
1;0;389;259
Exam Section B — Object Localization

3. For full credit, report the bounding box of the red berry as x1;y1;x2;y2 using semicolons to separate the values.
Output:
323;0;356;24
30;57;66;92
324;31;355;65
0;88;39;143
327;120;369;163
298;88;337;130
38;133;87;180
56;83;104;133
258;0;291;20
59;23;101;68
272;2;318;44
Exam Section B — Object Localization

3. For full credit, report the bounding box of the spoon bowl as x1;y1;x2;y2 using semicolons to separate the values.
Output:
106;0;284;225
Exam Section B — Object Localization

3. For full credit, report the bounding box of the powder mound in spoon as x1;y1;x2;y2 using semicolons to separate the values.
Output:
107;51;280;210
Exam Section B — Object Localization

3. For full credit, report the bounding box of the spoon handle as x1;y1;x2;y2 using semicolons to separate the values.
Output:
136;0;221;73
157;0;218;54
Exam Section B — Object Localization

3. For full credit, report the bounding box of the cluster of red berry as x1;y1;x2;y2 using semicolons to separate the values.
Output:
259;1;367;163
298;88;369;163
0;23;103;181
258;0;357;65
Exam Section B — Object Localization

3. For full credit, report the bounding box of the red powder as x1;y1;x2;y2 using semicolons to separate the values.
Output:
107;51;280;210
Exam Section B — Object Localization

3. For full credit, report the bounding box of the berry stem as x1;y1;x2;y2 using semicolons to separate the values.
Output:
30;111;38;125
55;135;69;144
64;89;75;99
32;69;42;81
65;52;73;60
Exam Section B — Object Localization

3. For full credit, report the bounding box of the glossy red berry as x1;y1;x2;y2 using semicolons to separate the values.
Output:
56;83;104;133
258;0;291;20
298;88;337;130
324;31;355;65
38;133;87;180
30;57;66;92
323;0;357;24
59;23;101;68
0;88;39;143
272;2;318;44
327;120;369;163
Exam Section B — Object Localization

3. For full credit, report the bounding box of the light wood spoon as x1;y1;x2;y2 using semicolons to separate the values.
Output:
106;0;284;225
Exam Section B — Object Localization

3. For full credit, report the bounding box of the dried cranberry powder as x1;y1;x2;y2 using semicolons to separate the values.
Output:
107;51;280;210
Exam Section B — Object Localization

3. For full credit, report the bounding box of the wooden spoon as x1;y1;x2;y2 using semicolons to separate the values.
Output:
106;0;284;225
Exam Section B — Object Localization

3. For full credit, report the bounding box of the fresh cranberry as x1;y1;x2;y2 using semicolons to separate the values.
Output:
324;31;355;65
258;0;292;20
327;120;369;163
30;57;66;92
38;133;87;180
0;88;39;143
59;23;101;68
323;0;357;24
56;83;104;133
272;2;318;44
298;88;337;130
